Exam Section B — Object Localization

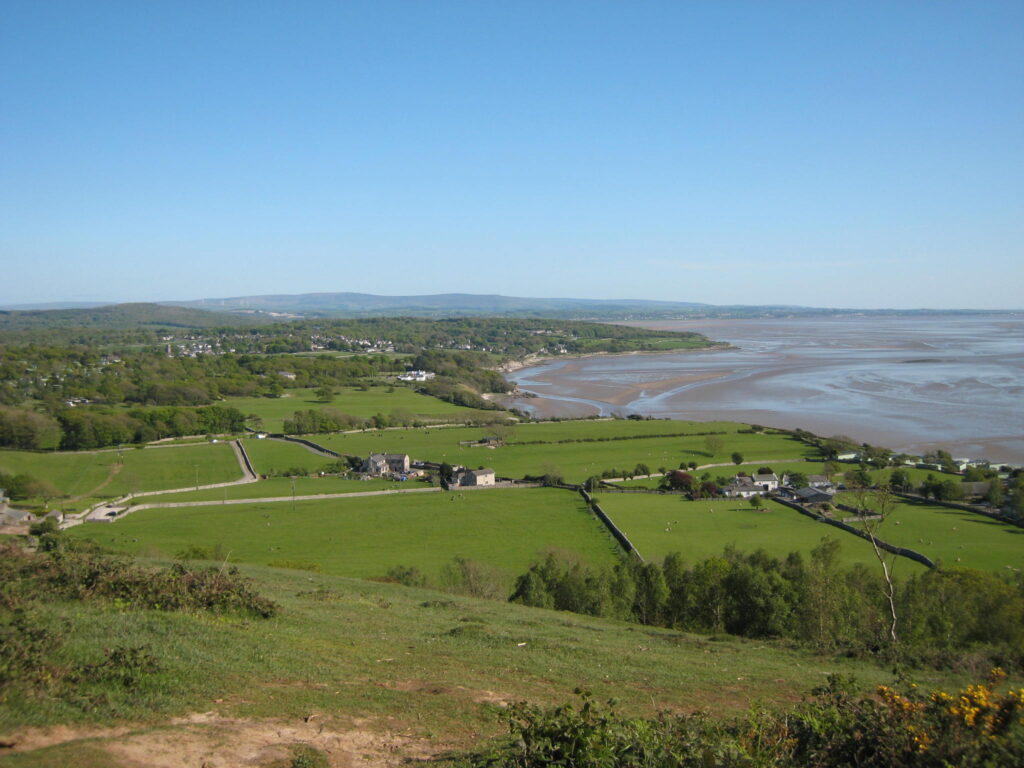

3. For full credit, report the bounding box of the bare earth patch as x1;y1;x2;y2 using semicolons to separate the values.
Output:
3;713;440;767
379;679;512;707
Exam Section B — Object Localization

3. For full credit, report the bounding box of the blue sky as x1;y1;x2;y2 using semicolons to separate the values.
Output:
2;1;1022;309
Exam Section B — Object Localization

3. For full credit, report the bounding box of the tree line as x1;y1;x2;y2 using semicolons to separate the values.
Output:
506;541;1024;667
0;403;246;451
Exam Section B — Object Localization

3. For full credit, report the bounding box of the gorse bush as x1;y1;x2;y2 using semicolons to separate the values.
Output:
470;676;1024;767
0;543;278;618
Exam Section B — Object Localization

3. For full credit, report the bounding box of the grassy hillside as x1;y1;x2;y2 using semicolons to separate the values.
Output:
0;556;975;768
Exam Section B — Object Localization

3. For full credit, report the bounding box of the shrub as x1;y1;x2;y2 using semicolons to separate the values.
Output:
0;549;278;619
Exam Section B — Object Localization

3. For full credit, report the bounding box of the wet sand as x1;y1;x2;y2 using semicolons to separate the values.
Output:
505;314;1024;464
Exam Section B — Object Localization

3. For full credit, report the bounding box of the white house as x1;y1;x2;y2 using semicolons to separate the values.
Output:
397;370;436;382
752;473;779;492
723;476;760;499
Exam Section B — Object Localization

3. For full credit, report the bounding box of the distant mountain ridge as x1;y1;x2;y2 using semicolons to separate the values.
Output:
166;292;711;317
1;294;1017;329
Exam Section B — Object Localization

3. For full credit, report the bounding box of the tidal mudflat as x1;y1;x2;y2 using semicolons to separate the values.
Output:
504;314;1024;464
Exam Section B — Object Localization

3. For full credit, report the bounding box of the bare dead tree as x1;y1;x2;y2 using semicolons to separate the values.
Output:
852;483;899;646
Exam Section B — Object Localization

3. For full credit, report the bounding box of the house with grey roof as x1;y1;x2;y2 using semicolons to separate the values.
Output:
1;507;36;527
723;476;760;498
752;473;779;492
361;453;411;477
463;468;496;487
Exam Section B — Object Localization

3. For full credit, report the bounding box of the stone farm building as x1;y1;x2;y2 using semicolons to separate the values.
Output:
362;453;411;477
724;472;779;499
463;468;496;486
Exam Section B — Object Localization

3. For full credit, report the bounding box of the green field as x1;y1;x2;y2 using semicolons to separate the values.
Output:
597;494;890;569
140;475;407;504
840;495;1024;572
106;443;242;497
222;385;501;431
865;465;965;489
0;449;115;502
0;442;242;511
241;437;343;475
314;421;819;483
68;488;620;581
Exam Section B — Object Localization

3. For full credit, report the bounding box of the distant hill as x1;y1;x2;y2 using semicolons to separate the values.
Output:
167;292;1022;320
0;302;274;332
167;292;712;318
0;301;111;311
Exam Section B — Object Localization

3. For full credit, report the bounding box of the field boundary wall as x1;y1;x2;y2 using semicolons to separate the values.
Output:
579;488;643;562
772;496;935;569
894;492;1024;529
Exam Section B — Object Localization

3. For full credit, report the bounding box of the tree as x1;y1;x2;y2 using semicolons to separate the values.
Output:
662;470;696;493
315;384;335;402
847;464;873;489
632;562;668;626
888;468;911;492
851;485;900;647
748;495;764;510
985;479;1005;507
731;452;744;465
788;471;809;489
704;435;725;457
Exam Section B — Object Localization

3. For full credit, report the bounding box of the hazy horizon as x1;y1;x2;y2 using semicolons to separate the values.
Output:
1;291;1022;315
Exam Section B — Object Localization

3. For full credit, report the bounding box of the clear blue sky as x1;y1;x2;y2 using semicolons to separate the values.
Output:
2;1;1022;309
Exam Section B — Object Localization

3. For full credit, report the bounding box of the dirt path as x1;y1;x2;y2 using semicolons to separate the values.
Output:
66;462;124;502
1;713;439;767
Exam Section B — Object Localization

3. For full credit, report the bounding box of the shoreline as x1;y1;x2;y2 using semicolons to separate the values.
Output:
494;324;1024;464
496;342;732;375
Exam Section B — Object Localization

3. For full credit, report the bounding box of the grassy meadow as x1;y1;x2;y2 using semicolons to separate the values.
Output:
0;449;114;502
67;488;619;581
314;421;819;483
839;494;1024;572
596;494;893;569
0;442;242;512
223;385;500;431
241;437;343;475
